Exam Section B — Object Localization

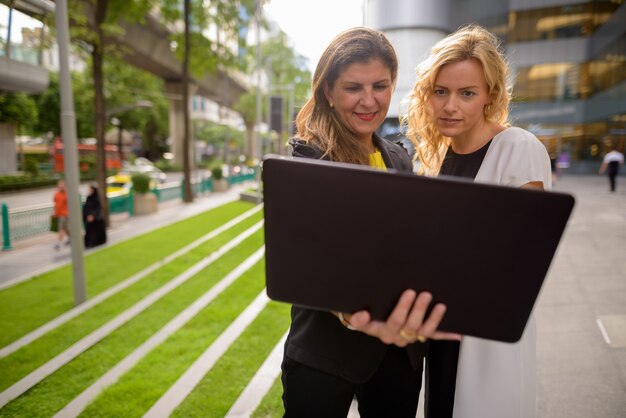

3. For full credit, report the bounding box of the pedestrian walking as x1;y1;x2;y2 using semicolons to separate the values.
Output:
280;27;459;418
599;145;624;192
53;180;70;250
83;184;107;248
403;24;552;418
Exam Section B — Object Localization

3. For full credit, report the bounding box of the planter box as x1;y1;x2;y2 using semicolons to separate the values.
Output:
239;190;262;203
134;192;158;215
213;179;229;192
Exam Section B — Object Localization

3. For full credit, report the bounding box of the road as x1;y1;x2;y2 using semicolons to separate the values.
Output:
0;172;197;210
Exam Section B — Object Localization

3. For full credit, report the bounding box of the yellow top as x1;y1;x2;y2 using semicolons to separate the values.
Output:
369;150;387;170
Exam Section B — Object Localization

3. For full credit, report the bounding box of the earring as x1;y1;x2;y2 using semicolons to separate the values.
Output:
329;102;334;108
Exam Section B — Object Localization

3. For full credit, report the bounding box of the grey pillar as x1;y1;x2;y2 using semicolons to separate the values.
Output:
0;123;17;174
364;0;452;118
55;0;86;305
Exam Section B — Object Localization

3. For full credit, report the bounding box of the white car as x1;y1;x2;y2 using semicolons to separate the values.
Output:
122;160;167;183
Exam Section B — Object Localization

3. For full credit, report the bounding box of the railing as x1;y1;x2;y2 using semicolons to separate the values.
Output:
229;172;255;184
1;172;256;250
1;203;54;250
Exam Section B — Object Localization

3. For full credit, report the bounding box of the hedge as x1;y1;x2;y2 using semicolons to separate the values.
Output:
0;175;59;192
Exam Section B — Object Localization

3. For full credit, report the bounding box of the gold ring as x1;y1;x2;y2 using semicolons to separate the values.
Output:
399;329;417;341
416;335;427;343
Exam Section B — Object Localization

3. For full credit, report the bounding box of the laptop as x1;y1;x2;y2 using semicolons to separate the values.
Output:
262;155;575;343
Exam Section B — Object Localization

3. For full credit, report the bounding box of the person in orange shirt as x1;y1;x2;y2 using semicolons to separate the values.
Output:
53;180;70;250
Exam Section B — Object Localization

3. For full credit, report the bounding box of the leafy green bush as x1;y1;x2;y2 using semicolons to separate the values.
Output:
211;165;224;181
0;175;58;191
0;93;38;128
23;159;39;177
131;173;151;194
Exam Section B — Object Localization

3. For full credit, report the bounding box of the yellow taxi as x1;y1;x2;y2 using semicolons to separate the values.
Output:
107;172;160;197
106;173;133;197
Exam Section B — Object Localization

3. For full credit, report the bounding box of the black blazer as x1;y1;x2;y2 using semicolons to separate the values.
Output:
283;134;426;384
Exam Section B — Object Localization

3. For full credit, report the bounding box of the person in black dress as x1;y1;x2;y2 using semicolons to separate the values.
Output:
83;184;107;248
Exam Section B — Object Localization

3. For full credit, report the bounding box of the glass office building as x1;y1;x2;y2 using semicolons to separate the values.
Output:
366;0;626;172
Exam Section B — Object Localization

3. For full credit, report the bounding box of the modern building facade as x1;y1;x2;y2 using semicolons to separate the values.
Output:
365;0;626;172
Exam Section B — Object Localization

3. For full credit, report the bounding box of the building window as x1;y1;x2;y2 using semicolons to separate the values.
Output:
589;33;626;95
508;1;620;43
513;31;625;102
0;4;45;65
513;62;592;102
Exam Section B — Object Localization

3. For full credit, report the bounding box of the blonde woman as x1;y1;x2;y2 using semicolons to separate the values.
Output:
403;25;551;418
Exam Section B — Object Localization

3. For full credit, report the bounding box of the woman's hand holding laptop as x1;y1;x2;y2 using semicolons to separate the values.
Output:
339;289;463;346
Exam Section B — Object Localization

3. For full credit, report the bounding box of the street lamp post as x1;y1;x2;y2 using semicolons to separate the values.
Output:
255;0;263;204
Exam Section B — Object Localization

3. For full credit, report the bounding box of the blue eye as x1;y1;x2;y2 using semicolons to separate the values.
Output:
461;91;476;97
434;89;447;96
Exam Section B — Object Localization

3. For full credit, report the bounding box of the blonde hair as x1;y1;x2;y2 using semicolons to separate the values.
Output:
403;25;511;175
296;27;398;165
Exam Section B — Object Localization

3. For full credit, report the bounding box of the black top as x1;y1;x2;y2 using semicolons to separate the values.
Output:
427;138;492;417
440;139;492;179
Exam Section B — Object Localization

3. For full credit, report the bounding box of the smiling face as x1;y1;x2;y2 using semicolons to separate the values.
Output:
324;59;393;147
429;59;493;149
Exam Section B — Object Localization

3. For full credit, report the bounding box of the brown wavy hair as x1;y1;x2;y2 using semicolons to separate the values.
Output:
402;25;512;175
295;26;398;164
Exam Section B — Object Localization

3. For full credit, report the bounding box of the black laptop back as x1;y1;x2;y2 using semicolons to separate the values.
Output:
262;155;575;343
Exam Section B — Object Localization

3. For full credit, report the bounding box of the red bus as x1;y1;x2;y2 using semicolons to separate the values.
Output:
51;137;121;173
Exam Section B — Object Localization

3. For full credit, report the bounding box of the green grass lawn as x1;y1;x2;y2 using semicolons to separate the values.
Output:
0;209;263;393
0;200;257;348
0;231;265;417
173;300;290;418
0;199;295;417
78;263;289;418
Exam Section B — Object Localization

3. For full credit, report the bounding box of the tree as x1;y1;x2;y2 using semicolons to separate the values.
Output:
262;31;311;102
195;120;244;163
64;0;255;214
34;71;95;139
0;93;38;132
234;29;311;159
233;90;262;161
66;0;158;226
159;0;256;202
103;58;169;159
262;31;311;153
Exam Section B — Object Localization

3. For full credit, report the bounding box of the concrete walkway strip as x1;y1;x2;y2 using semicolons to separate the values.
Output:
225;331;288;418
0;205;263;359
143;291;271;418
0;220;264;409
53;247;266;418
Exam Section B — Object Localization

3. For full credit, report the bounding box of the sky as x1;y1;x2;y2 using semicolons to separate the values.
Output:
264;0;364;72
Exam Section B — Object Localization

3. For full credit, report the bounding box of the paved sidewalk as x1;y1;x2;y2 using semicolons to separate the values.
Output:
0;183;258;287
536;174;626;417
